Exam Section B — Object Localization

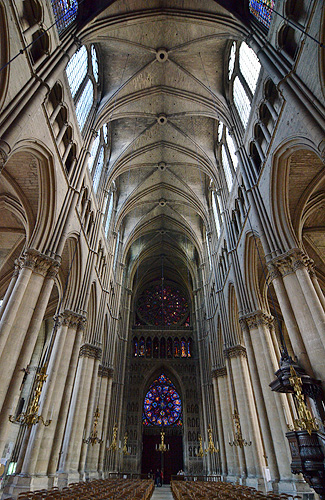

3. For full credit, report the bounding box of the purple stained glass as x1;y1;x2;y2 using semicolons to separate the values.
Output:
143;374;182;427
249;0;274;29
51;0;78;35
136;282;189;326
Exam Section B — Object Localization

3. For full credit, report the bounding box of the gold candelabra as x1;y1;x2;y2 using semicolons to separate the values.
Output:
229;408;251;448
287;365;319;435
198;435;205;457
122;431;130;455
108;422;118;451
83;406;103;445
9;365;52;427
205;425;219;453
156;429;169;452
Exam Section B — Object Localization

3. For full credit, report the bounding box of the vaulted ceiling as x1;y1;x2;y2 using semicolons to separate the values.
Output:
80;0;248;296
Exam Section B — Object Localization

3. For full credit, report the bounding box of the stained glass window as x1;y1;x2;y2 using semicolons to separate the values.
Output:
143;374;182;426
133;337;138;356
174;338;180;357
139;337;145;357
239;43;261;93
93;146;104;192
136;282;189;326
218;122;224;141
146;337;152;357
167;338;173;358
153;337;159;358
66;46;88;99
187;338;192;357
181;338;187;358
160;338;166;358
51;0;78;35
249;0;274;29
233;76;251;128
75;80;93;131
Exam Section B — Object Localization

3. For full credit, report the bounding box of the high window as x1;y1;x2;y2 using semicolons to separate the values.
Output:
143;374;182;426
87;125;108;195
217;123;238;192
228;42;261;129
51;0;78;35
249;0;274;29
65;45;98;133
212;191;221;238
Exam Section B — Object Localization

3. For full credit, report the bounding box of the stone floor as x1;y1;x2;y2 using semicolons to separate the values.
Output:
151;484;173;500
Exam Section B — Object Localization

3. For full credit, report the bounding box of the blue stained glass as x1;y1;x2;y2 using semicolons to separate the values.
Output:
51;0;78;35
143;374;182;427
249;0;274;29
75;80;93;131
66;46;88;98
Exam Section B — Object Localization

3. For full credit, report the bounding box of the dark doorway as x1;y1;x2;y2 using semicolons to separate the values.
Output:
141;433;183;484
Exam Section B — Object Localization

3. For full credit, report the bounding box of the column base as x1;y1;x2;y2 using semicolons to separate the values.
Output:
245;477;267;493
278;478;315;496
1;473;52;499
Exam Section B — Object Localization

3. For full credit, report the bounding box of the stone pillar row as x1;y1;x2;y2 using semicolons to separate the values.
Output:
0;250;59;455
267;249;325;384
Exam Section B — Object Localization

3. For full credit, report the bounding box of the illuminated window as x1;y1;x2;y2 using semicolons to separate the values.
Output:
88;134;100;173
139;337;145;357
249;0;274;29
239;42;261;93
91;45;99;82
233;76;251;128
66;46;88;98
136;282;189;327
226;128;238;171
228;42;236;79
143;374;182;426
146;337;152;357
92;146;104;192
221;145;233;191
133;337;138;356
105;193;114;235
212;192;221;237
218;122;224;141
51;0;78;35
75;80;93;131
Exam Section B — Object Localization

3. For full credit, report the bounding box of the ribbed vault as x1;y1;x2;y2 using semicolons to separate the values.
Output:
80;0;246;296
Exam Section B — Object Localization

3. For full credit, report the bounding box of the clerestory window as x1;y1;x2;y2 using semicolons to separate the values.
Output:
65;44;99;133
249;0;274;29
51;0;78;36
228;41;261;129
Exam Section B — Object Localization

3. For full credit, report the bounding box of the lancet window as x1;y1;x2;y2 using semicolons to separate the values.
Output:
217;123;238;192
228;42;261;129
51;0;78;35
65;44;99;133
87;125;109;195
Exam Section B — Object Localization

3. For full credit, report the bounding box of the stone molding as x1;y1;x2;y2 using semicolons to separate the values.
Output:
79;343;102;360
267;248;313;281
20;249;60;278
224;345;247;359
239;310;273;330
211;367;227;378
98;365;114;378
56;310;87;330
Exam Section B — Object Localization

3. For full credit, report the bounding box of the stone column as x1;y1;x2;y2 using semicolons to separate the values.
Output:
27;312;86;487
226;346;264;487
58;343;102;484
98;368;114;477
212;368;228;478
217;370;237;479
0;259;59;456
48;317;85;478
242;312;293;487
268;249;325;382
0;250;59;413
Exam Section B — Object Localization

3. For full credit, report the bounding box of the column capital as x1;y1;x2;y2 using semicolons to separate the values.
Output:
267;248;312;280
211;366;227;378
239;310;273;330
224;344;247;359
0;148;8;169
98;365;114;378
59;310;87;330
20;249;60;278
79;342;102;360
